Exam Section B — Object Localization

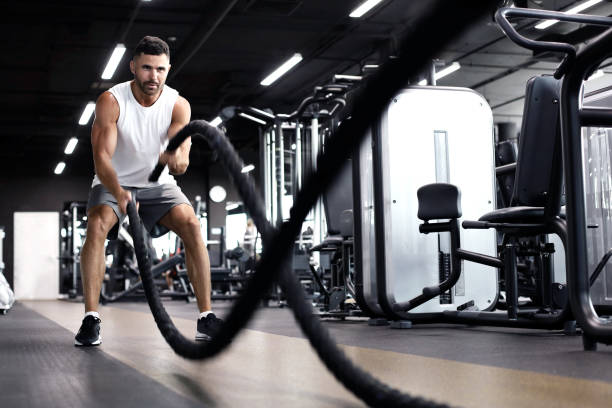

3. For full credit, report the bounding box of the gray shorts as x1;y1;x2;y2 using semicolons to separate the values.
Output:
87;183;192;239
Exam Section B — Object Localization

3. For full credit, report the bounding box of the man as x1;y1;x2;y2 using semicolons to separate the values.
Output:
75;36;222;346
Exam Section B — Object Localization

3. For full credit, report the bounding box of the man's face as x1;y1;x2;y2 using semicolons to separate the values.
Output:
130;53;170;96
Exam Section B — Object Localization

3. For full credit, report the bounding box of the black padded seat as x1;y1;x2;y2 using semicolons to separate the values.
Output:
479;206;566;223
322;235;344;246
309;234;344;253
479;206;545;223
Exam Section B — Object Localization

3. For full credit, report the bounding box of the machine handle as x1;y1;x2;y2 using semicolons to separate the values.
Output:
462;220;491;229
495;7;612;78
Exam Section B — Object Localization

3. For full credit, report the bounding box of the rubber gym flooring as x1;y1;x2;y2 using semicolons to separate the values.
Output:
2;299;612;407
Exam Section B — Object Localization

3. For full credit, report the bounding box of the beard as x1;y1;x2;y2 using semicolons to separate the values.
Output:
135;77;162;95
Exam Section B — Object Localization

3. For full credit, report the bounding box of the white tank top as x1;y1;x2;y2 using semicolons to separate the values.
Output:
92;80;179;188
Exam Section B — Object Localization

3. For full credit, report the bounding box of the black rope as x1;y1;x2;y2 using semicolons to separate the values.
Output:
127;2;498;407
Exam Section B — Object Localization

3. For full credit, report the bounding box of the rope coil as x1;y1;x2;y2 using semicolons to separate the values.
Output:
127;2;497;406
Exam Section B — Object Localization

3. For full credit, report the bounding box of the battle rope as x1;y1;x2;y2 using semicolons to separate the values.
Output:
127;2;497;406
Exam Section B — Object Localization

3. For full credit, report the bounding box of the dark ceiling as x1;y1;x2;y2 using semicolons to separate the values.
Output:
2;0;612;178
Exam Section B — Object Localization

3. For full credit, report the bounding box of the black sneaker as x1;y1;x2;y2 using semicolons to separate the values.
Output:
74;315;102;346
196;313;223;341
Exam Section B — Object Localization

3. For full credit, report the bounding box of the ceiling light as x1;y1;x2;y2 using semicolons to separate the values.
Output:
209;185;227;203
239;112;267;125
225;202;240;211
101;44;126;80
260;53;303;86
64;137;78;155
54;162;66;175
436;62;461;79
210;116;222;127
535;0;603;30
78;102;96;125
246;106;276;119
349;0;384;18
417;62;461;85
587;69;604;81
241;164;255;173
334;74;362;81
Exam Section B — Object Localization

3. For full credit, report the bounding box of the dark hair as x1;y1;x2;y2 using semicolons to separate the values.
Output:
133;36;170;59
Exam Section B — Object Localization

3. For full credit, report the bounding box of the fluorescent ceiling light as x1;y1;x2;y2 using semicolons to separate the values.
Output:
436;62;461;79
260;53;303;86
334;74;362;81
101;44;126;80
587;69;604;81
418;62;461;85
210;116;222;127
247;106;276;119
54;162;66;175
241;164;255;173
78;102;96;125
239;112;267;125
349;0;384;18
64;137;78;154
225;202;240;211
535;0;602;30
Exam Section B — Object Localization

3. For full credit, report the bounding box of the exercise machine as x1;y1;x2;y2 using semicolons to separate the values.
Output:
353;86;498;323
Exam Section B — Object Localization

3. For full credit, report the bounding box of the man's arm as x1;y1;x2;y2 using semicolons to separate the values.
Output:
91;92;132;213
161;96;192;175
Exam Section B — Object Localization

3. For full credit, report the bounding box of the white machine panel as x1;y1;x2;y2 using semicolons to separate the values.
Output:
356;130;383;315
580;89;612;306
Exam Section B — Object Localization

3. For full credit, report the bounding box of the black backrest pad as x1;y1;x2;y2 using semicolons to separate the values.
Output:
323;159;353;235
512;75;561;207
417;183;462;221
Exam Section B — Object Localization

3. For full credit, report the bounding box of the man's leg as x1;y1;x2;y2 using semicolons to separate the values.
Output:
80;204;118;312
159;204;211;313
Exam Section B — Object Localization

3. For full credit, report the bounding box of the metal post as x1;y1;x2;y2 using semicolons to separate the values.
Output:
542;247;553;308
259;126;267;219
0;227;5;275
427;60;436;86
72;205;79;296
263;129;271;222
311;117;322;246
296;122;302;191
504;241;518;320
277;123;285;226
270;127;277;224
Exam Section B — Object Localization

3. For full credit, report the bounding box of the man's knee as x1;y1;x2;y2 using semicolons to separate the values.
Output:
171;211;202;243
181;215;202;238
86;206;117;242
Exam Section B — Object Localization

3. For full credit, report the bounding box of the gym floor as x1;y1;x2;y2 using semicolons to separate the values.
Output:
2;299;612;407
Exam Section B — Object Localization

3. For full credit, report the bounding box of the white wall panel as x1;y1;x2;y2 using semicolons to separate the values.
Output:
14;212;59;300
